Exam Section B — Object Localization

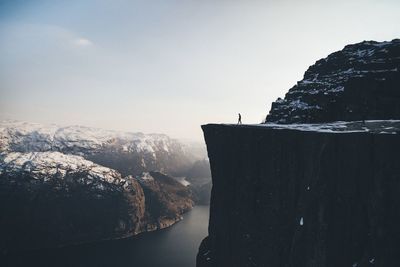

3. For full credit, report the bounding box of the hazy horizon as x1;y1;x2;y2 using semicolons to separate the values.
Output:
1;0;399;141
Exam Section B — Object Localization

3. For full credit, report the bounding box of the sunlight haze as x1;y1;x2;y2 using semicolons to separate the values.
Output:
1;0;399;140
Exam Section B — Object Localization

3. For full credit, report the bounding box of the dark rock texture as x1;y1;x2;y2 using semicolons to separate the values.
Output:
0;165;145;252
0;160;194;253
198;39;400;267
198;122;400;267
137;171;194;231
266;39;400;123
0;121;197;253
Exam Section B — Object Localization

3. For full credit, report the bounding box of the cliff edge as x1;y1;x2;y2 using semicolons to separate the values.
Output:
198;122;400;267
198;39;400;267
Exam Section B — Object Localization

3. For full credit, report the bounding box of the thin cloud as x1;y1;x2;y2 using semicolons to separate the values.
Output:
72;38;93;47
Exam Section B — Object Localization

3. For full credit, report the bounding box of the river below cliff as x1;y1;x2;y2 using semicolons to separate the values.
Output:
2;205;210;267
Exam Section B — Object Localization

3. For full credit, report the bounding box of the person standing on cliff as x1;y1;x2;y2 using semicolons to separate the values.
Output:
237;113;242;125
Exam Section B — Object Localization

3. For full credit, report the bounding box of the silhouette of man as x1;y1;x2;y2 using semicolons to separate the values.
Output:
238;113;242;125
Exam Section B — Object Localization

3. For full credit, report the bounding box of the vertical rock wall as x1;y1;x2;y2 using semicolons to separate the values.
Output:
198;124;400;267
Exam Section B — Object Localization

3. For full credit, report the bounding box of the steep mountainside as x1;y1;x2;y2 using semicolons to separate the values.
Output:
0;151;146;251
266;39;400;123
0;122;196;252
137;171;194;230
198;122;400;267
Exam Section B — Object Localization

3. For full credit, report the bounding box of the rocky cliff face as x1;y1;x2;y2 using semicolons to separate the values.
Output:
198;39;400;267
266;39;400;123
198;122;400;267
137;171;194;230
0;152;194;253
0;151;146;252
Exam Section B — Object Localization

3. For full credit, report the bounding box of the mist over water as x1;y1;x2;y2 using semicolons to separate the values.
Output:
3;206;209;267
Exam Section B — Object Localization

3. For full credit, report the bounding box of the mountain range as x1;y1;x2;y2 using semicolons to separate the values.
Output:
0;120;210;252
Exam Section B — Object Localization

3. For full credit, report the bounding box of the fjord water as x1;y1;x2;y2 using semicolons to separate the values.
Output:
4;206;209;267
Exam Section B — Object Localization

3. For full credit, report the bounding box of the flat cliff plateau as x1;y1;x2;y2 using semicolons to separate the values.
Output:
197;121;400;267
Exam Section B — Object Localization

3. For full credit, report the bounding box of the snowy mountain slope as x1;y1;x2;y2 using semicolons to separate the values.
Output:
0;121;197;252
0;151;147;252
0;151;126;187
0;120;181;155
0;120;194;176
246;120;400;134
265;39;400;123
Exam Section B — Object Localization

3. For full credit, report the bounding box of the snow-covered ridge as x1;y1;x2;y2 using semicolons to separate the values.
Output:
0;151;127;187
0;120;181;157
0;122;196;250
0;120;194;187
230;120;400;134
137;172;155;182
266;39;400;124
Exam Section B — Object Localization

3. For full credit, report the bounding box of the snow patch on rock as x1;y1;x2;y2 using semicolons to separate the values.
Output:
0;151;126;187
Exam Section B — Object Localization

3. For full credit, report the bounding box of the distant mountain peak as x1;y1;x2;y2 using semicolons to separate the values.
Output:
0;120;195;176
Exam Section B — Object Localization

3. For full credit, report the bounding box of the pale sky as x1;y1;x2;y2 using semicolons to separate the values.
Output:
1;0;399;140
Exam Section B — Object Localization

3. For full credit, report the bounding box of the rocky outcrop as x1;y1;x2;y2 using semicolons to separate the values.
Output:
0;152;146;252
0;152;194;252
198;122;400;267
198;39;400;267
137;171;194;230
266;39;400;123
